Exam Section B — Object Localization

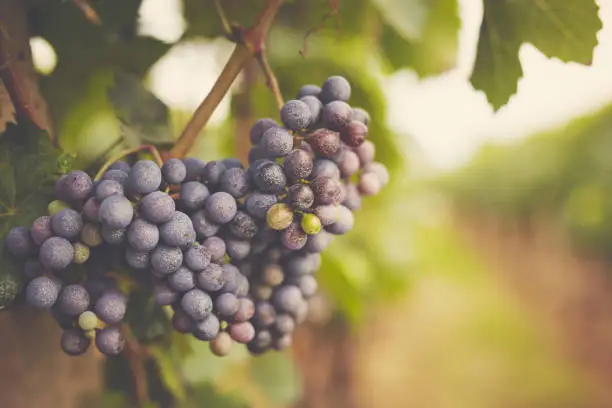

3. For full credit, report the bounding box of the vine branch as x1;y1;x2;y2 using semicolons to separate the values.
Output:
169;0;285;159
255;50;284;110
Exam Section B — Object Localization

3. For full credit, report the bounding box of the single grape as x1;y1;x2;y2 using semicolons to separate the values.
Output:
273;285;304;315
191;209;221;239
95;179;124;201
274;314;296;334
202;236;226;264
251;162;286;193
215;293;239;318
140;191;175;225
210;331;233;356
181;289;213;321
180;181;210;211
108;161;131;173
183;157;206;181
5;226;34;259
341;120;367;148
338;150;360;178
26;276;60;309
172;309;194;334
196;264;225;292
296;84;321;99
127;218;159;252
292;274;318;298
193;314;220;341
184;244;211;271
288;184;315;211
202;161;227;187
305;230;333;253
129;160;162;194
82;198;101;221
280;99;311;131
101;225;126;245
204;192;237;224
81;223;103;247
24;259;47;280
168;266;196;292
228;211;259;240
301;213;322;235
262;264;284;286
61;329;91;356
248;145;267;164
283;149;314;181
57;284;90;316
78;310;99;331
281;222;308;251
342;182;362;210
220;264;241;294
51;209;83;240
72;242;90;264
247;330;272;354
58;170;94;203
99;195;134;229
151;245;183;275
312;204;339;226
312;176;342;205
232;297;255;323
319;75;351;104
102;169;129;186
125;247;150;269
358;172;381;196
363;162;390;186
299;95;323;126
30;216;53;246
354;140;375;166
350;107;370;125
159;211;196;248
249;118;279;145
272;334;292;350
219;167;250;198
285;253;321;276
261;127;294;157
229;322;255;344
162;158;187;185
246;192;278;220
225;238;251;261
309;128;341;157
266;203;293;230
154;282;179;305
39;236;74;270
252;301;276;327
322;100;352;131
311;159;341;181
325;205;354;235
95;326;125;356
235;273;250;297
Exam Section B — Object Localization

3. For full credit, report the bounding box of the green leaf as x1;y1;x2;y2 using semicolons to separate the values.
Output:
149;346;186;402
178;384;249;408
248;352;302;406
124;288;173;344
471;0;601;110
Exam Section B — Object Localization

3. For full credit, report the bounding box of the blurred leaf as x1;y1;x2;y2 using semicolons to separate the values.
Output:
108;73;174;146
178;384;249;408
378;0;459;76
125;288;172;344
248;352;302;406
471;0;601;110
149;346;187;402
182;335;248;384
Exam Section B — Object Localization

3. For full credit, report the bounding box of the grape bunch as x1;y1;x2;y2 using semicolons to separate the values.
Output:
2;75;388;357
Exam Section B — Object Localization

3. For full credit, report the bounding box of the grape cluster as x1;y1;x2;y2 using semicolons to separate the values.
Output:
2;75;388;357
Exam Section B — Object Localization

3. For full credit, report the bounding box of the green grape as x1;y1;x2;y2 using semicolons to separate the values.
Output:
72;242;90;264
48;200;70;216
266;203;293;230
301;213;322;235
78;310;98;331
80;223;103;247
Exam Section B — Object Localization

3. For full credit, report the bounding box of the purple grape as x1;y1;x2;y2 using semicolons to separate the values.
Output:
162;158;187;185
154;282;179;305
204;192;237;224
296;84;321;99
322;100;352;131
184;244;211;271
249;118;279;145
183;157;206;181
159;211;196;248
283;149;313;181
193;314;220;341
95;291;127;324
51;209;83;240
202;236;226;264
128;160;162;194
202;161;227;187
57;284;90;316
151;245;183;275
309;128;341;157
4;227;34;261
180;181;210;211
99;195;134;229
61;329;91;356
196;264;225;292
219;168;250;198
26;276;60;309
39;236;74;270
168;266;196;292
95;326;125;355
215;293;239;318
127;218;159;252
261;127;294;157
228;211;259;240
95;179;124;201
30;216;52;246
191;209;221;239
280;99;311;131
319;75;351;104
181;289;213;321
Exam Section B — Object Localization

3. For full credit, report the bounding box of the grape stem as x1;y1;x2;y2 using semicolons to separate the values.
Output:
255;50;284;111
94;144;163;181
169;0;285;159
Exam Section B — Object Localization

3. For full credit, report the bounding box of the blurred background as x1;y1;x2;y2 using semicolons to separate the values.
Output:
1;0;612;407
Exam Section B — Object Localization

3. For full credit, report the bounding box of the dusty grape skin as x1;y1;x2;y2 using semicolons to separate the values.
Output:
229;321;255;344
95;326;125;356
296;84;321;99
196;264;225;292
101;225;126;245
319;75;351;104
325;205;354;235
321;100;352;131
125;247;150;269
39;236;74;270
168;266;196;292
288;184;314;211
219;264;241;294
202;236;226;264
341;120;367;148
202;161;227;187
128;160;162;194
312;176;342;205
358;172;382;196
252;162;286;194
30;216;53;246
82;197;101;221
99;195;134;229
159;211;197;248
219;167;251;198
299;95;323;126
140;191;175;224
245;192;277;220
57;284;90;316
204;192;237;224
225;238;250;261
183;157;206;181
249;118;279;145
50;209;83;240
162;158;187;185
184;244;211;271
59;170;94;203
215;293;239;318
309;128;341;157
26;276;60;309
95;179;124;201
94;291;127;324
261;127;293;157
151;245;183;275
127;218;159;252
338;150;360;178
102;169;130;186
283;149;314;181
310;159;340;181
181;289;213;321
281;222;308;251
61;329;91;356
193;314;220;341
180;181;210;211
191;209;221;239
228;211;259;240
280;99;311;131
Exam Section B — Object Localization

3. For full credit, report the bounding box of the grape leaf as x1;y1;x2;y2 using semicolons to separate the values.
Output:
0;119;74;308
471;0;602;110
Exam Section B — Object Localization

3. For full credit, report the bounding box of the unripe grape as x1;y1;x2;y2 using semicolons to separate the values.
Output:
266;203;293;230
